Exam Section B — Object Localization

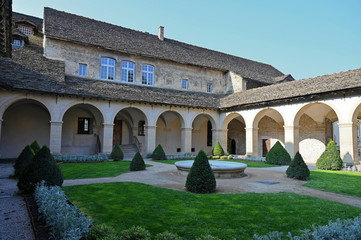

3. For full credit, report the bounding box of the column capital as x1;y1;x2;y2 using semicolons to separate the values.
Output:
103;123;114;127
338;122;357;127
212;128;228;133
145;125;157;129
50;121;63;125
245;127;259;131
283;125;299;130
181;127;193;131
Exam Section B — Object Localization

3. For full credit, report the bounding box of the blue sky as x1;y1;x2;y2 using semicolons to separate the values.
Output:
13;0;361;80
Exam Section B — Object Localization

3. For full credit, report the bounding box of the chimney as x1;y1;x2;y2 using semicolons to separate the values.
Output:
158;26;164;41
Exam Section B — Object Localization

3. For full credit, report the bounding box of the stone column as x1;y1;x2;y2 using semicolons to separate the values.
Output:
213;129;228;153
145;125;157;156
102;123;114;154
338;122;358;164
245;127;258;157
284;125;299;158
0;119;2;141
49;121;63;154
181;127;192;153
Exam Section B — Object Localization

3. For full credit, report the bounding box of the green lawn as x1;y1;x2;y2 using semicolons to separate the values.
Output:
304;169;361;197
63;182;361;240
153;159;280;168
59;161;151;180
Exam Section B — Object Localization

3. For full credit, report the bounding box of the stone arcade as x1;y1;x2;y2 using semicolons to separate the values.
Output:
0;6;360;166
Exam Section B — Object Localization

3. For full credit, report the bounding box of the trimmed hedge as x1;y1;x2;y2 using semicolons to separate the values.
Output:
35;182;91;240
87;224;118;240
186;150;216;193
286;152;310;180
155;231;182;240
316;140;343;170
265;141;291;165
18;146;63;193
14;145;34;178
130;152;146;171
110;144;124;161
121;226;151;240
152;144;167;160
212;141;224;156
30;140;41;154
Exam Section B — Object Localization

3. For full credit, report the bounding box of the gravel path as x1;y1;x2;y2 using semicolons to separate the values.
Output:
0;164;35;240
64;160;361;208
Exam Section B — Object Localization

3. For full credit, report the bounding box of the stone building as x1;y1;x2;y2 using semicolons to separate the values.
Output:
0;7;360;166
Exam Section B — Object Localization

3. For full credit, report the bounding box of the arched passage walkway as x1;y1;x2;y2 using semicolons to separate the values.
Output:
351;103;361;162
0;99;51;158
113;107;148;153
191;114;216;154
61;104;104;155
253;109;285;157
223;114;246;155
156;111;184;154
294;103;338;163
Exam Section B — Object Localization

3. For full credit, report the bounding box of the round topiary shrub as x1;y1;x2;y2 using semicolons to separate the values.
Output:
110;144;124;161
265;141;291;165
152;144;167;160
227;155;233;160
154;231;181;240
316;140;343;170
30;140;41;154
87;224;118;240
286;152;310;180
186;150;216;193
17;146;64;193
212;141;224;156
130;152;146;171
220;156;227;160
121;226;151;240
195;234;221;240
14;145;34;178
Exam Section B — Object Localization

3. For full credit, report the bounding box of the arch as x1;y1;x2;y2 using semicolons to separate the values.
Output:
191;113;217;154
111;106;149;126
154;109;185;128
294;102;339;163
59;101;105;124
0;96;52;120
61;103;105;155
351;101;361;123
0;99;51;158
253;108;285;129
221;112;246;130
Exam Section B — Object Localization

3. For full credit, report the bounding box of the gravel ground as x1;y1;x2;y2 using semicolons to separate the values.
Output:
0;164;35;240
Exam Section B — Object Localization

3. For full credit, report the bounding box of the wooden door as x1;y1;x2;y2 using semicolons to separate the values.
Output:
113;120;122;145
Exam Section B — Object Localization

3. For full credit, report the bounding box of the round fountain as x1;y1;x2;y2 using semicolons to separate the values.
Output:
175;160;247;179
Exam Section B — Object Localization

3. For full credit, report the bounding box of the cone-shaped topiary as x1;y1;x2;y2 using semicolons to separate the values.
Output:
286;152;310;180
316;139;343;170
212;141;224;156
14;145;35;178
186;150;216;193
110;144;124;161
152;144;167;160
30;140;41;154
265;141;291;165
17;146;63;193
130;152;146;171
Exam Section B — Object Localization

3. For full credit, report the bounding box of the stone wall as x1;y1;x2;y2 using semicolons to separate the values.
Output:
227;119;246;155
44;38;245;94
257;116;284;156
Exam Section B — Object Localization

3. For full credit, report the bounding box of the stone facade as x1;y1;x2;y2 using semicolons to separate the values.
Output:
44;38;244;94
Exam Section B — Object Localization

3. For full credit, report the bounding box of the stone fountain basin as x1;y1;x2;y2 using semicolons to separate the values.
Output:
175;160;247;179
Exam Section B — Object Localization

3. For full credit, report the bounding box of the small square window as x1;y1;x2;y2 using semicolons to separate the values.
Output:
207;84;213;93
78;118;92;134
182;79;188;90
79;64;87;77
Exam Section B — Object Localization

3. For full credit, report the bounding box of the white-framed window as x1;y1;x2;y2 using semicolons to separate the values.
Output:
12;39;23;48
121;61;135;83
78;63;87;77
142;65;154;85
19;25;32;35
182;79;188;90
100;58;115;80
207;83;213;93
